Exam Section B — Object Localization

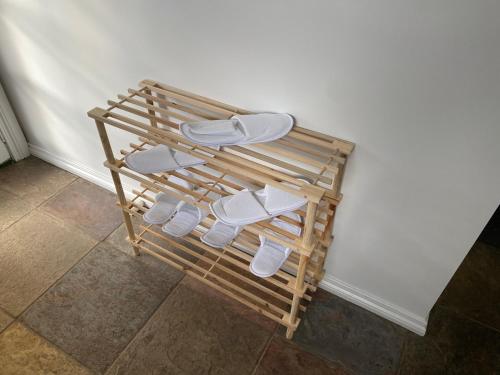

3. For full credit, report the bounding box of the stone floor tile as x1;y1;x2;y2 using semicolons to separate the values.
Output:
425;307;500;374
290;289;407;375
22;242;183;374
0;308;14;333
0;156;76;206
42;179;123;240
437;241;500;331
0;211;96;316
0;322;93;375
104;215;141;256
397;333;446;375
181;276;278;332
255;336;352;375
106;282;272;375
0;189;34;232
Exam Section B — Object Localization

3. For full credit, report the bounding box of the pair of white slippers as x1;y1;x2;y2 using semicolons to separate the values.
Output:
143;173;242;248
143;171;207;237
146;193;243;247
179;113;294;146
206;185;306;277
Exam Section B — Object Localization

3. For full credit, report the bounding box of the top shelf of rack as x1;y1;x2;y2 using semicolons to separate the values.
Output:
87;79;354;204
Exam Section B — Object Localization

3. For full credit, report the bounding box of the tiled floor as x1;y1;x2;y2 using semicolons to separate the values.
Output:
0;157;498;374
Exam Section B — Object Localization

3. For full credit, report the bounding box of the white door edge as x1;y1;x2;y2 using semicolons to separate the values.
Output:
0;82;29;161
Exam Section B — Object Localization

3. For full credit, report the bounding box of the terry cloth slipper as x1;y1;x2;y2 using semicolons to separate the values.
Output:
143;193;181;225
125;144;205;174
209;183;307;226
142;170;194;224
250;212;302;278
201;220;242;248
162;200;208;237
179;113;294;146
166;168;194;191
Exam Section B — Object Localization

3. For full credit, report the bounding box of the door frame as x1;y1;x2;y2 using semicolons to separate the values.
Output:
0;82;29;161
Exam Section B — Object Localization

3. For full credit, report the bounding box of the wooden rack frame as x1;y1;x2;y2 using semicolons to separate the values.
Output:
87;79;354;339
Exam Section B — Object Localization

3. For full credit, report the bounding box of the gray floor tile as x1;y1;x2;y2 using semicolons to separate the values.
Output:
181;276;278;333
22;242;183;374
290;289;407;374
398;333;446;375
255;336;352;375
106;282;272;375
0;211;96;316
425;307;500;374
104;215;141;256
437;241;500;331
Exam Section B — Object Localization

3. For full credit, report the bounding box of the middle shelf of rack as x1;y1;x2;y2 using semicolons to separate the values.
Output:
104;139;334;282
112;140;335;249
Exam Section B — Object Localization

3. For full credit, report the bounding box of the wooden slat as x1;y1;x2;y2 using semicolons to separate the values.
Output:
89;109;329;205
143;80;353;154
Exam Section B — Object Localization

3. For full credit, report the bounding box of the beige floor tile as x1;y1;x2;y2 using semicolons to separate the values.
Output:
0;323;92;375
0;189;34;232
0;211;97;316
42;179;123;240
0;157;76;207
0;308;13;333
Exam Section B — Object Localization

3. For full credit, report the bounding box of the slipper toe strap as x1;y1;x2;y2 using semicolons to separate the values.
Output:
222;191;269;221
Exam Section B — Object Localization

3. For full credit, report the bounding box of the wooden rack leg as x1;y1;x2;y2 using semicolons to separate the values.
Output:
95;119;140;256
286;200;318;339
144;88;158;128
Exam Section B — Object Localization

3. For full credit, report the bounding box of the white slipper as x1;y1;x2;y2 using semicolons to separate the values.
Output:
142;170;194;225
250;212;302;278
201;220;242;248
167;168;194;191
162;200;208;237
209;184;307;226
179;113;294;146
143;193;180;225
125;144;205;174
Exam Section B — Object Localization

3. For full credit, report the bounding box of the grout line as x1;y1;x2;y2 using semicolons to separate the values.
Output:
102;273;188;373
0;172;79;235
0;305;15;334
3;242;101;373
395;336;408;375
34;207;100;244
17;321;98;374
0;159;186;372
249;327;276;375
15;242;100;320
434;304;500;335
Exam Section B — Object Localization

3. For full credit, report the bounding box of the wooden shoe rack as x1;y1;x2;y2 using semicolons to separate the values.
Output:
87;80;354;339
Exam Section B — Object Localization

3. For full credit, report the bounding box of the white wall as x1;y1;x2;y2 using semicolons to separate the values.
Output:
1;0;499;334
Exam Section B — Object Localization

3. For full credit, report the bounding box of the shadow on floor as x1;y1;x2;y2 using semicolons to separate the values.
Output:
0;157;498;374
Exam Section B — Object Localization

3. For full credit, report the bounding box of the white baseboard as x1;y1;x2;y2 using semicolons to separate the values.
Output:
28;144;135;198
29;143;427;336
320;274;427;335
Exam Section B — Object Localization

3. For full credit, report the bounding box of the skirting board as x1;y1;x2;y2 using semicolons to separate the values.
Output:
29;143;428;336
320;274;427;335
28;144;136;200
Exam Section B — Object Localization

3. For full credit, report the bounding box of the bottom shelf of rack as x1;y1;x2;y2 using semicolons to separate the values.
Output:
131;223;310;330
